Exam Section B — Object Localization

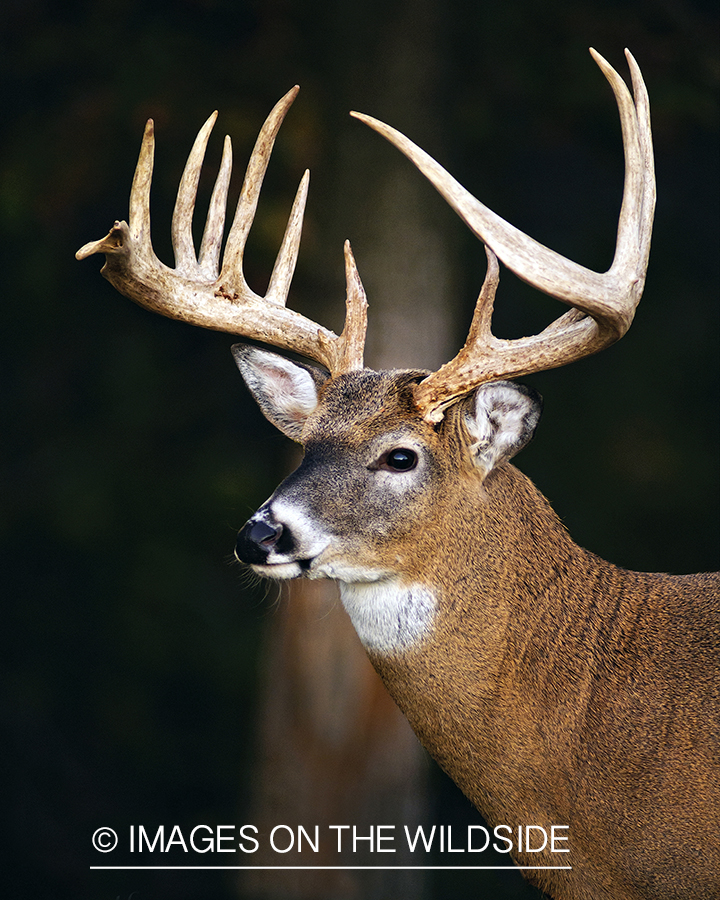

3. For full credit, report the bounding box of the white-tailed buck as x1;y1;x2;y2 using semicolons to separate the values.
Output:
78;50;719;900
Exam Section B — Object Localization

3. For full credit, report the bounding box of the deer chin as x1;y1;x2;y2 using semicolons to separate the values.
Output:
309;557;391;584
250;560;305;580
250;555;392;586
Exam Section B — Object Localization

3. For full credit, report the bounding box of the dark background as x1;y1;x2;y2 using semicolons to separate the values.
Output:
2;1;718;898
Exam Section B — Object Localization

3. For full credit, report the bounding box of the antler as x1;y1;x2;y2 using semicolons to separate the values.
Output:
76;87;368;376
352;48;655;422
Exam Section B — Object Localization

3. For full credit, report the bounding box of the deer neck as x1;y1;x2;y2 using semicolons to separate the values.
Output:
338;463;622;823
340;462;595;659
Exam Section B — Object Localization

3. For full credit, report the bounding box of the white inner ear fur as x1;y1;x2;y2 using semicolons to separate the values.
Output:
254;354;319;419
465;381;541;475
235;348;320;441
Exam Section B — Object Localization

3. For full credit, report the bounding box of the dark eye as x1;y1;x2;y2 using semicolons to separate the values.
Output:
381;448;418;472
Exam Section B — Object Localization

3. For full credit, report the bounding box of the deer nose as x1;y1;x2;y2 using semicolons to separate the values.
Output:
248;519;283;547
235;516;285;564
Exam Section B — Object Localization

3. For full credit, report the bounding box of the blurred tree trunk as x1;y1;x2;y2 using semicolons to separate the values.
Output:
241;580;427;900
239;3;460;898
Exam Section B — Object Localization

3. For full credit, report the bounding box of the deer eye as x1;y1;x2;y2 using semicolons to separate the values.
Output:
379;448;418;472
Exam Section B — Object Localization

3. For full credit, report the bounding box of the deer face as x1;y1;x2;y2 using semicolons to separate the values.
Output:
234;345;541;587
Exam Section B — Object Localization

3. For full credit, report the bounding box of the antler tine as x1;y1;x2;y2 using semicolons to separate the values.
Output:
265;169;310;306
75;117;159;264
352;49;655;421
172;110;220;276
76;89;368;376
221;86;300;299
597;48;654;283
322;241;369;372
128;118;156;247
198;133;233;279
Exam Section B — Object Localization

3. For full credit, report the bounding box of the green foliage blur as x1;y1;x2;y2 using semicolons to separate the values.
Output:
2;1;717;898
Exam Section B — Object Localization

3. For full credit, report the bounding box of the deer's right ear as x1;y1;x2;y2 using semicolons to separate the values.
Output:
232;345;328;443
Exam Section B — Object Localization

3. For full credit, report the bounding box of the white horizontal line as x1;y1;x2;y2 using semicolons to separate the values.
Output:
91;865;572;871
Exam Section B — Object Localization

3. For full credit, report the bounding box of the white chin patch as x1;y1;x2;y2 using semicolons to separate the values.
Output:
251;561;303;580
339;580;437;655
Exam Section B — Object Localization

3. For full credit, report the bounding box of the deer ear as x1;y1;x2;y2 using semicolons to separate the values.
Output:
232;345;328;443
464;381;542;475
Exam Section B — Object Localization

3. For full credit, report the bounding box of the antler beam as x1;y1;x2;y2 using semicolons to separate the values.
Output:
352;48;655;421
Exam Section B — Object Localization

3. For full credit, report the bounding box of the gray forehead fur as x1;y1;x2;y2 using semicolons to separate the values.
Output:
306;367;431;439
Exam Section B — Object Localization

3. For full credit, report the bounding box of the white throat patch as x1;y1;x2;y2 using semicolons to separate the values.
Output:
339;580;437;655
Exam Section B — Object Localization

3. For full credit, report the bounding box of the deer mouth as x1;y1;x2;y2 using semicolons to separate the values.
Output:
247;559;305;580
247;558;332;583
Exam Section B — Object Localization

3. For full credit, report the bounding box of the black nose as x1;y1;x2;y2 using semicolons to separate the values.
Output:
249;519;283;547
235;518;284;565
